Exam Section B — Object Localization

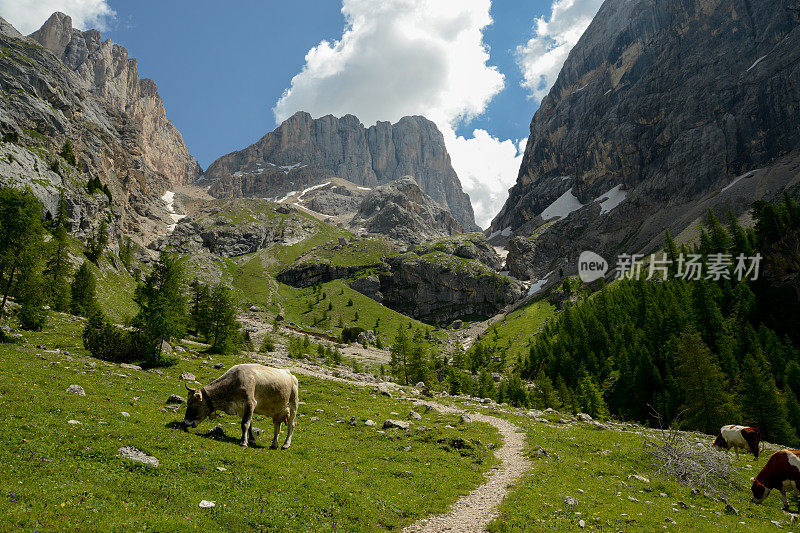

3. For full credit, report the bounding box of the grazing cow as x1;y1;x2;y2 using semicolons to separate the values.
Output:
183;364;299;449
751;450;800;509
713;425;762;459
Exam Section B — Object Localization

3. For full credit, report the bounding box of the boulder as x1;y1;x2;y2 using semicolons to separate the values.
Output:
66;384;86;396
180;371;196;381
166;394;185;404
118;446;159;467
383;419;411;430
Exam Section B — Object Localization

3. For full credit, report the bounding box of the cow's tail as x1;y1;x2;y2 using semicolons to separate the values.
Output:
288;373;299;428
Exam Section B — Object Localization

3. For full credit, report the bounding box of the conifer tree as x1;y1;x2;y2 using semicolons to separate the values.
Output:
70;261;99;317
207;284;241;354
44;193;71;311
133;253;187;360
739;354;796;445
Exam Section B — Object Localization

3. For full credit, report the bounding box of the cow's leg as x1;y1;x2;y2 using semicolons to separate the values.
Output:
282;378;299;450
240;400;256;448
270;414;282;449
248;425;257;443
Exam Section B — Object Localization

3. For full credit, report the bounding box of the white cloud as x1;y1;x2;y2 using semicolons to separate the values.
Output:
444;128;525;228
274;0;503;128
516;0;602;101
0;0;115;35
274;0;526;229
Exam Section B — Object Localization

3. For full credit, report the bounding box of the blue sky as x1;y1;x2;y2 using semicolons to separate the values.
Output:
2;0;603;227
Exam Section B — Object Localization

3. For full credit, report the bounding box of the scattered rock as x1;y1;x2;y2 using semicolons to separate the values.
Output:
676;501;689;509
450;320;463;329
174;345;186;352
544;407;557;414
160;340;172;353
310;416;319;421
365;419;376;427
348;416;357;427
120;363;142;371
216;467;227;472
576;413;593;422
120;412;130;417
627;496;639;502
724;504;739;515
118;446;159;467
628;474;650;484
578;519;585;528
315;409;324;413
149;369;164;376
770;520;781;528
180;371;196;381
199;500;215;509
213;363;224;369
414;381;426;390
423;404;438;413
564;496;578;507
383;419;411;430
665;518;676;524
409;410;422;420
460;414;472;424
67;419;81;425
66;384;86;396
166;394;185;404
206;425;226;439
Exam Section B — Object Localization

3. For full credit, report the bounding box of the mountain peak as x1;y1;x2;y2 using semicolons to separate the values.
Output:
29;12;73;57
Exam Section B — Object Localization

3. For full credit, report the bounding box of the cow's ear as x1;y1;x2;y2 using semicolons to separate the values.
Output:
750;477;755;483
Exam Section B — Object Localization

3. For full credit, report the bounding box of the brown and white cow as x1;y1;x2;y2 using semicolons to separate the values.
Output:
751;450;800;509
183;364;299;449
713;425;762;459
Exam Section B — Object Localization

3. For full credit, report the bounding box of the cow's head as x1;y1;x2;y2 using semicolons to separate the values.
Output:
183;386;212;429
751;478;771;504
712;434;727;450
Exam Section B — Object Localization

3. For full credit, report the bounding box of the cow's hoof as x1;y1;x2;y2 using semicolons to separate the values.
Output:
240;443;248;449
269;443;279;450
281;444;291;450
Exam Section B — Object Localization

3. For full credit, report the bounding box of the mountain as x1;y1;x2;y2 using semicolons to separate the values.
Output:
349;177;464;245
202;111;479;231
0;13;200;247
490;0;800;280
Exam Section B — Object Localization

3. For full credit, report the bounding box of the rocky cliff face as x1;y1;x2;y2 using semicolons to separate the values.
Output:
203;111;478;230
491;0;800;279
0;13;200;247
29;13;200;187
350;177;463;245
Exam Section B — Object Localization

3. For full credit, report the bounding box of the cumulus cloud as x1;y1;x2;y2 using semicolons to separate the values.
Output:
274;0;526;228
516;0;602;101
274;0;504;128
445;128;525;228
0;0;115;35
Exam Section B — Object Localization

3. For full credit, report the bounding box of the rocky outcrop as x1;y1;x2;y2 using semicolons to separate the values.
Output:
413;233;502;270
0;13;199;247
203;111;477;230
151;200;318;258
276;263;376;288
29;12;200;186
350;177;463;244
490;0;800;275
356;252;525;323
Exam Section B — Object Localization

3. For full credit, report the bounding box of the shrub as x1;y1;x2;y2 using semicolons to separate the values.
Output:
82;313;137;364
2;130;19;143
260;334;275;352
60;140;76;166
341;326;364;344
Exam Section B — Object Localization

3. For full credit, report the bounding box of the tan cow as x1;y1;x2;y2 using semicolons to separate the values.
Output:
183;364;299;449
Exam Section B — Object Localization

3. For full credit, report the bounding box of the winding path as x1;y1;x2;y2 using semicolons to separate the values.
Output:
402;400;530;533
252;353;532;533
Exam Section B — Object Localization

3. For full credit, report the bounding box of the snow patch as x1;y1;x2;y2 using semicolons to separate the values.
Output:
721;170;757;192
357;186;372;191
297;181;332;200
528;271;555;296
595;185;628;215
494;246;509;260
746;55;768;72
541;189;584;220
276;191;299;203
161;191;186;232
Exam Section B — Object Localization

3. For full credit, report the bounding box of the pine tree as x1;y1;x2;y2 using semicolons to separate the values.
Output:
739;354;796;445
207;284;241;354
44;193;71;311
133;253;187;361
390;327;410;385
672;331;737;434
189;279;212;338
0;187;45;323
70;262;99;317
87;221;108;264
15;246;47;330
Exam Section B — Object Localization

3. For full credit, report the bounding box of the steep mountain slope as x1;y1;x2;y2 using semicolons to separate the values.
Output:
202;111;479;231
0;13;200;247
490;0;800;279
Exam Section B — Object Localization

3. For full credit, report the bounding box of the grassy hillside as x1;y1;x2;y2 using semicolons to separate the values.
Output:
0;313;500;532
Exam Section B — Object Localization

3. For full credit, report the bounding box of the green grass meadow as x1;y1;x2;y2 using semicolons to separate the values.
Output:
0;313;501;532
